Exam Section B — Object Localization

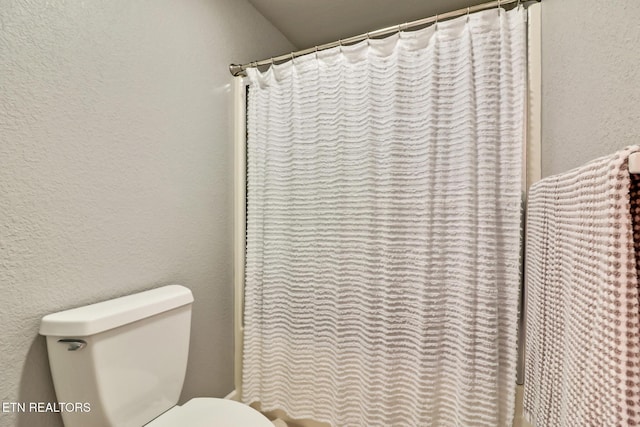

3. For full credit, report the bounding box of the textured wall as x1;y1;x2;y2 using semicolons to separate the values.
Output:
541;0;640;176
0;1;293;426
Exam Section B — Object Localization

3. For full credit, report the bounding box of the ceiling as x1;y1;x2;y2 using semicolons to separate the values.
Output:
248;0;491;50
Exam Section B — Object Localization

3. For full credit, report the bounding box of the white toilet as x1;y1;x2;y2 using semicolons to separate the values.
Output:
39;285;273;427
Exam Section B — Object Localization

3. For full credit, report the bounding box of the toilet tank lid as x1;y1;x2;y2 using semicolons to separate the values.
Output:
39;285;193;337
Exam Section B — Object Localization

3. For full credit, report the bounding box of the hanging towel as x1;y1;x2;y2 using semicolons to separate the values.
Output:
523;146;640;427
630;171;640;292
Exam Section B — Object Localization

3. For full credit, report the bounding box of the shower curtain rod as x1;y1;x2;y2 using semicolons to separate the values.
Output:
229;0;539;77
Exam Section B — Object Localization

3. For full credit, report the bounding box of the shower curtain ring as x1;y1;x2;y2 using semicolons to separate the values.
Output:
466;7;471;22
314;46;319;60
435;14;439;29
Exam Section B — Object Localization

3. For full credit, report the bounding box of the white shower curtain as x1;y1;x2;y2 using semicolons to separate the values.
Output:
243;8;526;427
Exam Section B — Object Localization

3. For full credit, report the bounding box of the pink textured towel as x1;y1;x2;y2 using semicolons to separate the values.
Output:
524;146;640;426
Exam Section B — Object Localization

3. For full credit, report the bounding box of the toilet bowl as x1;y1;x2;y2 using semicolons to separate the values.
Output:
39;285;272;427
146;398;272;427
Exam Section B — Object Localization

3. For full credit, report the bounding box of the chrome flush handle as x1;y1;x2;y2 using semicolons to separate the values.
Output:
58;339;87;351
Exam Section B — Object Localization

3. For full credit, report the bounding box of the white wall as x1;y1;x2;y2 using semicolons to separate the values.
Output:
0;1;293;426
541;0;640;176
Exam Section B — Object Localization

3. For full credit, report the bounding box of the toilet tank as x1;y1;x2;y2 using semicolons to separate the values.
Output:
39;285;194;427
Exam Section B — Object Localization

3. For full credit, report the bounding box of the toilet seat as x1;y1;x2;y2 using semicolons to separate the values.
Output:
145;398;273;427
